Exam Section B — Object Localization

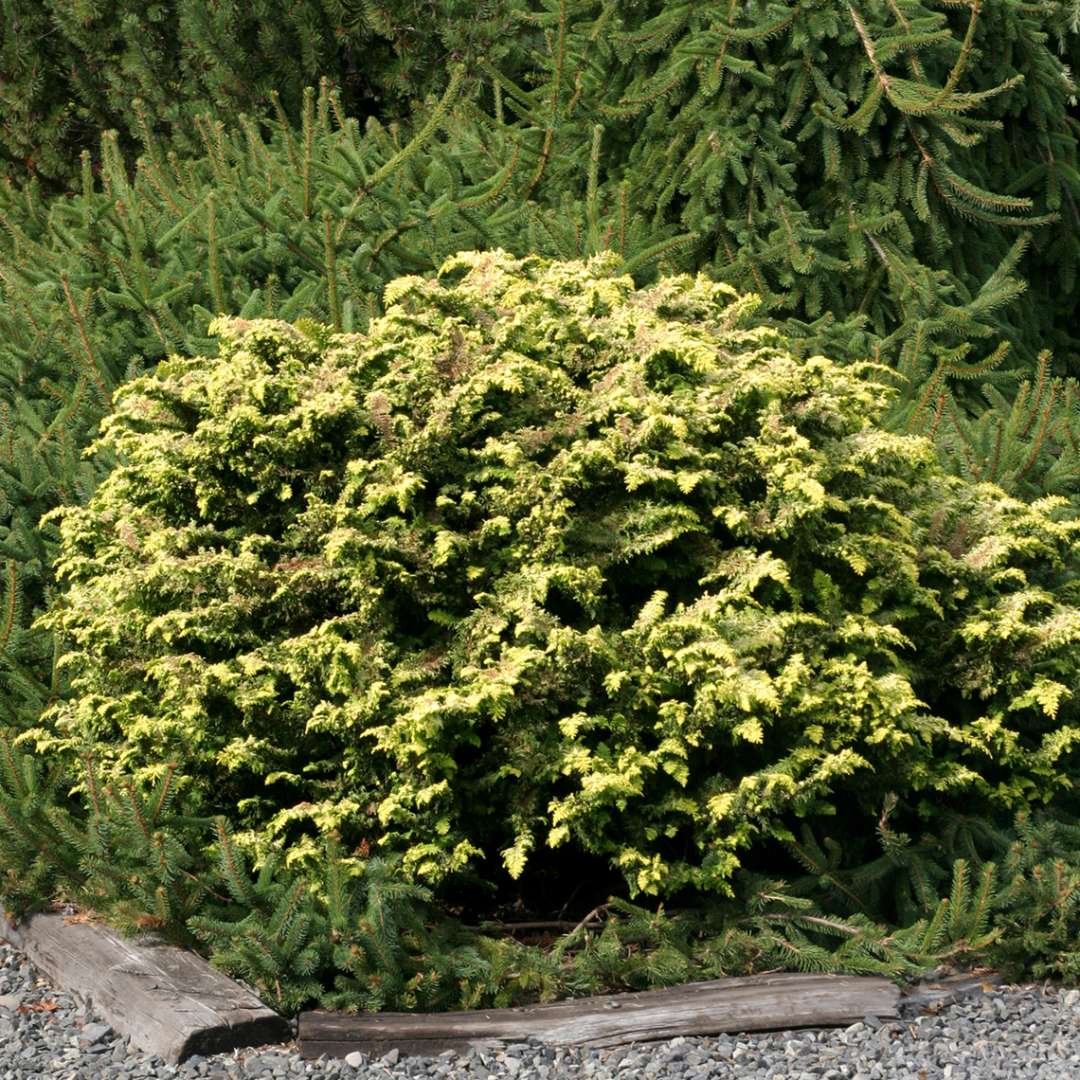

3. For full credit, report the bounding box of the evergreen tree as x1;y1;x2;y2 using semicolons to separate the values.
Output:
528;5;1074;336
0;0;523;184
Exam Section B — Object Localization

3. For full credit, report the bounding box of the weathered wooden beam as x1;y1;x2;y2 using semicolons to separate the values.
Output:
299;973;901;1059
0;911;290;1063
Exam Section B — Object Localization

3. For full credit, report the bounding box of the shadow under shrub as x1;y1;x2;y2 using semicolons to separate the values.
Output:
30;252;1080;911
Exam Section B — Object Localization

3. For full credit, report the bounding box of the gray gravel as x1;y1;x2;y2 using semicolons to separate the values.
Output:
1;938;1078;1079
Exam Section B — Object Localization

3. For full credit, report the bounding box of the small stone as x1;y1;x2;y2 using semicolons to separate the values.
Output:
79;1021;113;1045
381;1048;400;1066
0;994;21;1011
344;1051;365;1068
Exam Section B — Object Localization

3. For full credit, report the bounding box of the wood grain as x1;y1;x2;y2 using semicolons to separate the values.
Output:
0;911;290;1063
299;973;900;1058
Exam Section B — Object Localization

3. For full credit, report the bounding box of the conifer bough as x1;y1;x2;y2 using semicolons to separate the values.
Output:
0;0;516;184
33;253;1080;900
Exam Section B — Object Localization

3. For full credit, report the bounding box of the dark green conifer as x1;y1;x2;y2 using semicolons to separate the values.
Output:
0;0;523;185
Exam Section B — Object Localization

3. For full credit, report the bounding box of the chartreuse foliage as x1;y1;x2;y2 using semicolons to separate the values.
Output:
28;254;1080;909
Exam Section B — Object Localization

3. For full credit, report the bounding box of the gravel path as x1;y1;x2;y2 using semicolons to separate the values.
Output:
1;937;1078;1079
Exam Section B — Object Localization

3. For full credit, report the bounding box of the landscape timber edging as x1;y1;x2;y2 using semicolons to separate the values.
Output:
0;909;291;1063
298;972;902;1059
